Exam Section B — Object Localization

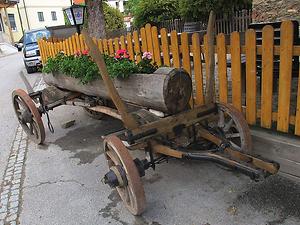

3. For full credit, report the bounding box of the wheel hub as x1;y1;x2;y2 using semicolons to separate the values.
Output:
103;165;128;188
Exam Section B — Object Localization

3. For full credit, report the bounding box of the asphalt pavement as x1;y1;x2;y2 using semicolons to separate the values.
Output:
0;53;300;225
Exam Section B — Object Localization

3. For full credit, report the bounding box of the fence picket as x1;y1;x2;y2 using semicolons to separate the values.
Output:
151;26;162;66
126;33;134;60
295;68;300;135
245;29;257;125
192;33;204;105
62;40;67;54
120;36;127;50
50;42;55;57
145;24;154;61
108;39;114;56
261;26;274;128
181;32;191;75
97;39;103;53
71;35;77;53
114;37;120;51
103;39;108;54
203;35;209;81
75;34;81;52
277;21;294;132
230;32;242;111
170;30;180;68
133;31;142;63
79;34;85;51
140;27;147;52
160;28;171;66
216;33;228;104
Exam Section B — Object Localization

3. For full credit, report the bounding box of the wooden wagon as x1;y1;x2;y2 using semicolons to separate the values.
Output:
12;13;279;215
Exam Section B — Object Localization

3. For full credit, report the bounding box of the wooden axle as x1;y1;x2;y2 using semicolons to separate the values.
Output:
150;131;279;176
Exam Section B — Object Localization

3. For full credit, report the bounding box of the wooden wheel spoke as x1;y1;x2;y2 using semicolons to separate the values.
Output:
29;122;34;134
225;133;240;139
230;141;241;150
218;110;225;128
223;119;234;132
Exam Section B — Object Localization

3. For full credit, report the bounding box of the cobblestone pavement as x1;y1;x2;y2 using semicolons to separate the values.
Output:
0;125;27;225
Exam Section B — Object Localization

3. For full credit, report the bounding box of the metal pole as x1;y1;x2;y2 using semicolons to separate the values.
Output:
16;4;24;35
76;25;81;34
22;0;30;30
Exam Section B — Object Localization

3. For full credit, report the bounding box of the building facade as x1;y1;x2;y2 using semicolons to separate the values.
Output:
0;0;70;43
107;0;128;13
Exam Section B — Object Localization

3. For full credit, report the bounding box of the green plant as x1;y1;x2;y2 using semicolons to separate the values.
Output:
103;2;125;32
178;0;252;22
132;0;180;27
42;49;158;84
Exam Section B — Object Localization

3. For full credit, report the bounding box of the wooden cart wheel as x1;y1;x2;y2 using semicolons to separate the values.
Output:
104;136;146;215
209;103;252;153
12;89;45;144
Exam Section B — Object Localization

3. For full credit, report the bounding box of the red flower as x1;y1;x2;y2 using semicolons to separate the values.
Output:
82;49;89;55
116;49;127;55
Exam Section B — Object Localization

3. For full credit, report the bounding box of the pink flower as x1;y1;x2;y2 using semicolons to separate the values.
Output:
82;49;89;55
116;49;127;55
142;52;152;60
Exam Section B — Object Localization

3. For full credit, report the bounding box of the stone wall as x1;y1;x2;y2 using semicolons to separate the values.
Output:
252;0;300;23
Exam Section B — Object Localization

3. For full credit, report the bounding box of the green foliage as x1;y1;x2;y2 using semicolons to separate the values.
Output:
137;58;158;74
132;0;180;27
127;0;252;26
42;51;157;84
103;2;125;32
178;0;252;21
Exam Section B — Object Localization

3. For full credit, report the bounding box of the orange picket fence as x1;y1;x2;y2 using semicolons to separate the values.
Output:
38;21;300;136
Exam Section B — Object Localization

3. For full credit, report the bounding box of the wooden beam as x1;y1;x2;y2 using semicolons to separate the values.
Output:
205;11;216;104
82;29;139;130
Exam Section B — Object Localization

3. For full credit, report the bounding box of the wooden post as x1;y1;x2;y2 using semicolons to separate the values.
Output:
205;11;216;104
82;30;138;130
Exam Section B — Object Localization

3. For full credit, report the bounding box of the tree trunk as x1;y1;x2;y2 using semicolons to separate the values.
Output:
43;68;192;114
86;0;106;38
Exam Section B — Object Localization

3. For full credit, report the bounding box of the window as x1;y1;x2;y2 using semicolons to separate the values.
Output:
51;11;57;21
116;1;119;9
37;12;44;22
8;14;17;31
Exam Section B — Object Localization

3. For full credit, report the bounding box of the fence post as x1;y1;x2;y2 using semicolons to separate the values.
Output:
277;21;294;132
192;33;204;105
245;29;257;125
230;31;242;112
160;28;171;67
217;33;228;104
261;25;274;128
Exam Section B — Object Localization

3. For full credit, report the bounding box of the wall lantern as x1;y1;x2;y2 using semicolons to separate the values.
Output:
63;4;86;34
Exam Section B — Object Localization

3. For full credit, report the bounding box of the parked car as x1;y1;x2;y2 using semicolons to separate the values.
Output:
23;28;50;73
14;36;24;52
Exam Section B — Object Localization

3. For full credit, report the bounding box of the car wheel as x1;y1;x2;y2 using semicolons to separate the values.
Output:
25;65;36;74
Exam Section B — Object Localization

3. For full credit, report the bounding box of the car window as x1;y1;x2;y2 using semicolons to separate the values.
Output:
24;30;50;45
